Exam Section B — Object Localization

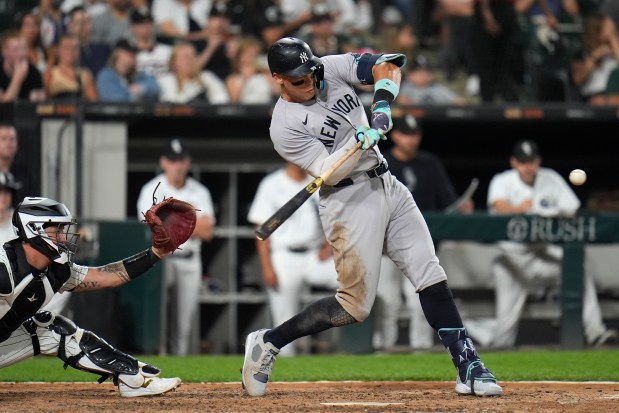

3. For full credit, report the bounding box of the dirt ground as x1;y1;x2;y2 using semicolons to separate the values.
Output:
0;381;617;413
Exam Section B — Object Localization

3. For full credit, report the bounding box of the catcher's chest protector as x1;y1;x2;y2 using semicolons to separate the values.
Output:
0;242;71;342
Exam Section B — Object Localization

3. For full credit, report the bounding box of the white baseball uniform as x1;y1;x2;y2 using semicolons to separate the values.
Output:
137;174;215;355
488;167;608;346
269;53;447;323
248;168;338;356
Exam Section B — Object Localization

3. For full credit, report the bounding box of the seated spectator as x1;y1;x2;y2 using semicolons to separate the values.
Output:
43;35;97;101
90;0;133;45
129;9;172;79
66;5;111;77
96;39;159;101
0;123;35;208
151;0;211;43
0;30;45;102
158;42;229;103
195;4;233;80
397;55;464;105
36;0;66;53
253;0;313;47
225;37;277;104
571;13;619;104
18;12;47;73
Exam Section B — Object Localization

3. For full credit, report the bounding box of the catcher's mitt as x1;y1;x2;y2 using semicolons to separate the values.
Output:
144;197;197;254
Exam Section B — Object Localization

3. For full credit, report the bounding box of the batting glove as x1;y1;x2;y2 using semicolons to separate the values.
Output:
356;126;385;150
370;100;393;135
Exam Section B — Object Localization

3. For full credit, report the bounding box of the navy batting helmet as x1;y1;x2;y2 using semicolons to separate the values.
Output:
268;37;323;78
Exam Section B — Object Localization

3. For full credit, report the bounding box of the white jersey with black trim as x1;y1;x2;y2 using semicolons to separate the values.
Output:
269;54;383;175
0;244;88;340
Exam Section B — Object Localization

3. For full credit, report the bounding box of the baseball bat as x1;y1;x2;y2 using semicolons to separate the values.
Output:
256;141;363;241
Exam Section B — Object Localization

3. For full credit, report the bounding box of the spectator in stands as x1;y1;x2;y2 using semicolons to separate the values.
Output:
36;0;66;53
225;37;278;104
247;161;338;356
195;4;233;81
571;13;619;104
66;5;111;77
18;12;48;73
43;34;97;101
373;115;472;351
515;0;580;102
137;138;215;355
397;55;465;105
90;0;133;45
303;8;347;56
157;42;229;103
151;0;211;43
487;140;618;347
253;0;314;47
0;30;45;102
129;9;172;79
472;0;520;102
96;39;159;101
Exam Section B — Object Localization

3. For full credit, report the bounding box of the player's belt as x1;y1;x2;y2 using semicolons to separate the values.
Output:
288;246;309;253
333;162;388;188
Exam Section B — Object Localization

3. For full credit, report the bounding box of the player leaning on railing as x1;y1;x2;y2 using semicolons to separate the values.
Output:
0;196;195;397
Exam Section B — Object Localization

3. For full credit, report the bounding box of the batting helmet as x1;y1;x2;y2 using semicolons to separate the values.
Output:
12;197;79;264
268;37;323;78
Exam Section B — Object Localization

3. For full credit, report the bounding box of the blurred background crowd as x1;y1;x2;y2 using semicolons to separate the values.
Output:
2;0;619;106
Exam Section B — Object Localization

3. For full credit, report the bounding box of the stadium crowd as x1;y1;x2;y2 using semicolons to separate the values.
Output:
2;0;619;105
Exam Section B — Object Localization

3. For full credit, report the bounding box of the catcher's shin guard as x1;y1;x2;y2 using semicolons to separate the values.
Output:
32;311;161;386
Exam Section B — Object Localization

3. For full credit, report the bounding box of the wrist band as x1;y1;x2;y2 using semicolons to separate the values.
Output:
373;78;399;104
122;248;161;279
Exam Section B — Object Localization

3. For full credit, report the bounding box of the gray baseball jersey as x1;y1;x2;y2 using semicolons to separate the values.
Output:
268;53;447;321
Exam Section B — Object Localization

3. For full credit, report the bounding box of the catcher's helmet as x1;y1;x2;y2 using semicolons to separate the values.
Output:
268;37;324;88
12;197;79;264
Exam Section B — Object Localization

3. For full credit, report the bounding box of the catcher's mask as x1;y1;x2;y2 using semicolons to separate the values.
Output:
12;197;80;264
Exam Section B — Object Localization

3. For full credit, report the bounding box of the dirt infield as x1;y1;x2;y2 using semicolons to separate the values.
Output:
0;381;617;412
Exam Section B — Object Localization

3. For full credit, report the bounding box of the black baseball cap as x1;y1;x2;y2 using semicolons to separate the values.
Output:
392;115;421;135
113;39;137;53
0;172;21;193
130;9;153;24
409;54;431;71
512;140;540;162
162;138;189;160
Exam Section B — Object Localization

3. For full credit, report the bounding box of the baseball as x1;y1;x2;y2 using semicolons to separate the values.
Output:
569;169;587;186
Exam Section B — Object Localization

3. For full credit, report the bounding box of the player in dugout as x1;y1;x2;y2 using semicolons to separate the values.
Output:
0;197;190;397
242;37;503;397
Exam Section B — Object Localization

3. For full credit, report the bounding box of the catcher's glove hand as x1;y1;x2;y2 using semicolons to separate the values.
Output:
144;197;197;254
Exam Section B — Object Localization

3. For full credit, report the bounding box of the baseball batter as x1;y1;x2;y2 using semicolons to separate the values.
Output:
0;197;181;397
242;37;503;397
137;138;215;355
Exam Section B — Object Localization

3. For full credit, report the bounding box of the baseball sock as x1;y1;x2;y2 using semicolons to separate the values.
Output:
418;281;464;330
264;296;356;349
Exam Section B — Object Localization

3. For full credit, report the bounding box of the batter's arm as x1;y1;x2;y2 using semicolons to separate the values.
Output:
371;61;402;89
306;136;364;185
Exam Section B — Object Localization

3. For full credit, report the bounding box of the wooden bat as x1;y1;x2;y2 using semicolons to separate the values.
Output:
444;178;479;215
256;141;363;241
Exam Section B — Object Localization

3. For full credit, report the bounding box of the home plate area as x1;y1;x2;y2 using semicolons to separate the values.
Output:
0;381;617;412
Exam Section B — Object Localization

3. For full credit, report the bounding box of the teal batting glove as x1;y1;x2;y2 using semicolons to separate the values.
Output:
370;100;393;135
355;126;385;150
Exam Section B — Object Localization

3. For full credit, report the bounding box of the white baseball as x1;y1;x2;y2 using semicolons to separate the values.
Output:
569;169;587;186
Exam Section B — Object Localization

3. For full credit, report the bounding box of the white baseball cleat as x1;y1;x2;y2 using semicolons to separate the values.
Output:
242;329;279;396
454;361;503;397
119;377;182;397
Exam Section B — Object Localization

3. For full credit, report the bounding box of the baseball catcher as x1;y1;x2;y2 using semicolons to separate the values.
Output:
0;197;195;397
